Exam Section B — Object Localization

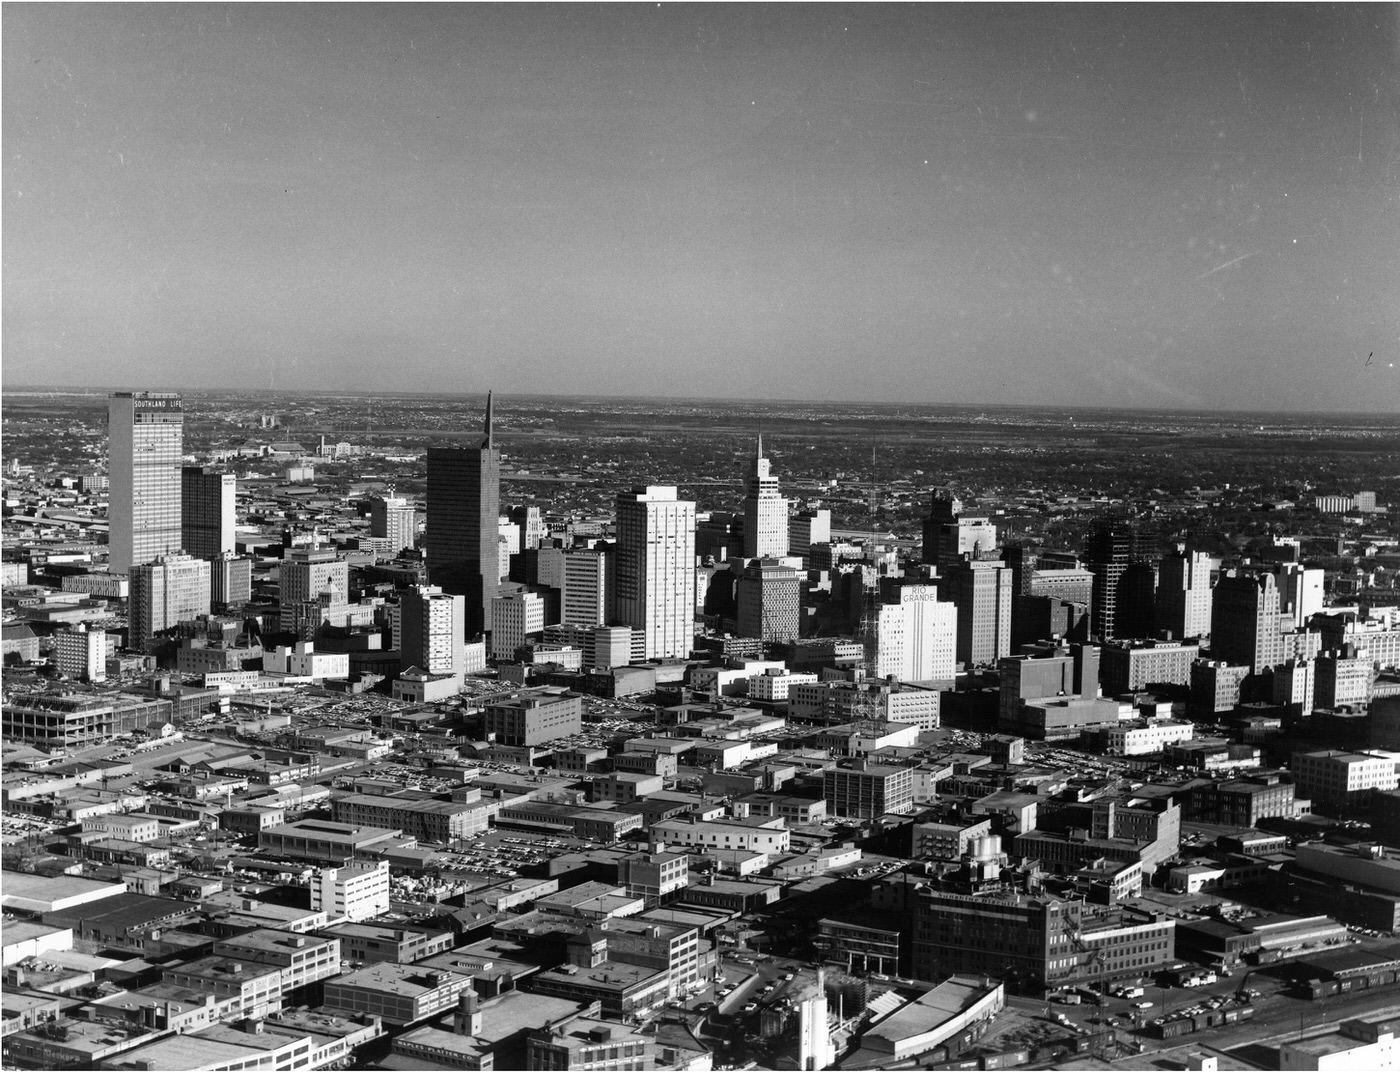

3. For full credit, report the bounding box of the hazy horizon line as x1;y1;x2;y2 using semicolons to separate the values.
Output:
4;382;1399;423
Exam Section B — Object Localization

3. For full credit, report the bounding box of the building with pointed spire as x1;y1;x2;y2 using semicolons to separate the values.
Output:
427;394;502;638
741;436;789;559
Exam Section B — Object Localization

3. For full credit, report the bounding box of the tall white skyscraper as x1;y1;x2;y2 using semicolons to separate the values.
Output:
741;436;789;559
614;486;696;660
108;392;183;574
873;583;957;682
370;493;417;555
1158;548;1214;640
399;585;465;682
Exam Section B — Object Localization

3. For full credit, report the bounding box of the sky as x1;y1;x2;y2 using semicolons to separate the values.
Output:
4;3;1398;413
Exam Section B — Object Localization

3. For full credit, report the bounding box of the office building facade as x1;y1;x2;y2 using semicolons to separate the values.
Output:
370;494;417;555
735;557;801;642
180;466;236;561
426;394;501;637
108;391;183;574
129;553;212;650
614;486;696;661
741;436;789;559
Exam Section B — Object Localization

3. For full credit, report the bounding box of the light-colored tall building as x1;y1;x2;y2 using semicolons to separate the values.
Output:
614;486;696;661
108;391;183;574
180;466;236;561
1276;562;1325;630
211;552;253;609
54;625;108;682
129;553;211;650
491;590;547;660
279;548;348;631
741;437;789;559
790;508;832;558
1274;657;1316;714
370;494;417;555
949;559;1013;667
1157;549;1213;640
873;583;957;682
426;394;501;637
400;585;465;682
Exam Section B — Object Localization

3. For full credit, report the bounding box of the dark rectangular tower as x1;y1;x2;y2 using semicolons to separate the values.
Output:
426;394;501;638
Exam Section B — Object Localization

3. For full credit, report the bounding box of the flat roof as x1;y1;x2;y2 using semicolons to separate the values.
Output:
0;871;126;912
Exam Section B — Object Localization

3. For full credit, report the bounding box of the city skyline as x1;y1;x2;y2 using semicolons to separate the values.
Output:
4;4;1397;414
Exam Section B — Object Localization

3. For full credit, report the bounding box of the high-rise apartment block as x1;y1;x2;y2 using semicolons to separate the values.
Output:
370;494;417;555
741;437;789;559
180;466;236;560
399;585;465;682
54;625;109;683
426;395;501;637
1157;549;1213;640
129;553;211;650
491;590;548;660
108;391;183;574
614;486;696;661
735;557;801;642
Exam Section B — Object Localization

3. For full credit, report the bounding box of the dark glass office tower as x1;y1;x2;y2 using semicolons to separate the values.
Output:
426;394;501;638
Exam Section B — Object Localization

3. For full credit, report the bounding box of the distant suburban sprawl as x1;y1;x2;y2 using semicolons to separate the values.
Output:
3;388;1400;1072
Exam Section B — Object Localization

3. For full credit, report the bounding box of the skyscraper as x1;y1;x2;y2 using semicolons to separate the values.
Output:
369;493;417;555
128;553;211;651
399;585;465;682
181;466;236;560
1211;570;1283;674
741;436;789;559
1084;522;1146;641
735;557;801;643
426;394;501;637
108;391;183;574
1157;548;1213;640
561;546;611;629
614;486;696;660
873;582;958;682
948;559;1013;667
